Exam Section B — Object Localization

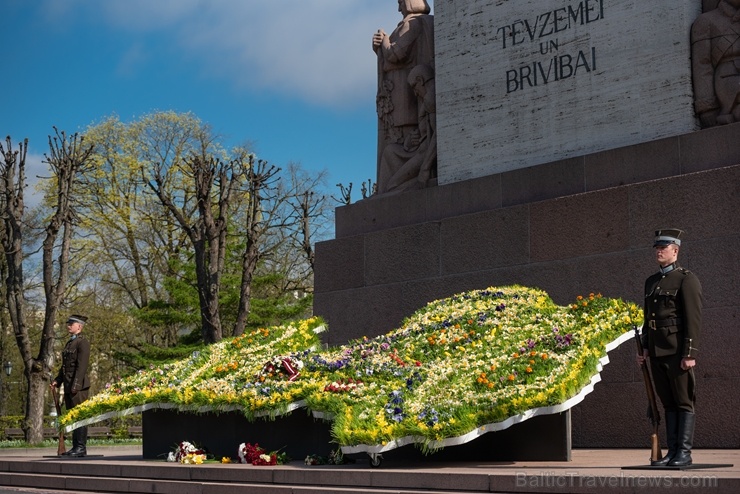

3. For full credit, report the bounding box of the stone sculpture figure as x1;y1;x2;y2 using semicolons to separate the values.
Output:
378;64;437;193
372;0;435;194
691;0;740;127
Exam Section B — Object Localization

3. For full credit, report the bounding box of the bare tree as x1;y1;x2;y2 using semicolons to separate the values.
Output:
146;139;242;344
0;136;30;423
232;155;280;337
0;129;92;442
285;164;331;289
292;189;325;272
231;161;330;335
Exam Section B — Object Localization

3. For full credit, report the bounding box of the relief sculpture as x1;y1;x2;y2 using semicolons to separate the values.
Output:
691;0;740;127
372;0;436;194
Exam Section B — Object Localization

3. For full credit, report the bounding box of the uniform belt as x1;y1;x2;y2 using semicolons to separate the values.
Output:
648;318;683;330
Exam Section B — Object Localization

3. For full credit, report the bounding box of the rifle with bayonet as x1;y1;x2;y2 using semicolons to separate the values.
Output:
50;383;66;456
634;326;662;463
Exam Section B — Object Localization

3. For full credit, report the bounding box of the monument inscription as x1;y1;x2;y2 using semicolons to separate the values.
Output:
498;1;602;93
434;0;703;185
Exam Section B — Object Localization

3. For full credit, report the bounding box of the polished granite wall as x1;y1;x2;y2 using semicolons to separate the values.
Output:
314;122;740;448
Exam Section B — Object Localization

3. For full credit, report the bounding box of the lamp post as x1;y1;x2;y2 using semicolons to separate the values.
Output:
2;361;13;416
1;362;7;415
2;361;24;416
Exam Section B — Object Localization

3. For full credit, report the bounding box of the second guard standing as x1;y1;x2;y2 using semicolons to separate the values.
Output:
637;229;702;467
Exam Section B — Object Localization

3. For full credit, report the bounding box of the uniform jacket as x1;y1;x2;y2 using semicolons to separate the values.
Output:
641;264;702;358
54;334;91;395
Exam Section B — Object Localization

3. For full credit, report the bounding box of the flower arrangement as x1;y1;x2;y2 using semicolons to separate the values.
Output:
167;441;208;464
60;287;641;455
238;442;267;464
304;447;354;465
257;355;304;382
323;378;363;393
238;442;290;465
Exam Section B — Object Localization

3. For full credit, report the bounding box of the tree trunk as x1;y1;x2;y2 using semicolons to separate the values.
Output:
233;239;259;337
196;275;223;344
23;365;49;444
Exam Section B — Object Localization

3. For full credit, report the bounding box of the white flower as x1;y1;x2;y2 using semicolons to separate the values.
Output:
237;442;247;464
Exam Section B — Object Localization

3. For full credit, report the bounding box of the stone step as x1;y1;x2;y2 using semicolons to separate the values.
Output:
0;471;487;494
1;449;738;494
0;461;493;494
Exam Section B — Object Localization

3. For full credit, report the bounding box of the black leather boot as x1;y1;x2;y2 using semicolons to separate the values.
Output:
651;411;678;466
668;411;695;466
68;427;87;458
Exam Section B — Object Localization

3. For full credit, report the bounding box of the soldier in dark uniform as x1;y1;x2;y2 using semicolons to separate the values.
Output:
51;314;91;457
637;229;702;466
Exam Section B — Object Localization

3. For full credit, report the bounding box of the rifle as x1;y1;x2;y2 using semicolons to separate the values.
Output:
634;326;662;463
50;383;66;456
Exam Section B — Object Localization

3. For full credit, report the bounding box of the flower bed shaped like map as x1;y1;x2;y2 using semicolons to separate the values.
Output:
61;285;642;454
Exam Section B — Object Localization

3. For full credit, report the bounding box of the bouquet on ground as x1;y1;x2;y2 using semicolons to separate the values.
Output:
167;441;208;464
237;442;290;465
304;447;355;465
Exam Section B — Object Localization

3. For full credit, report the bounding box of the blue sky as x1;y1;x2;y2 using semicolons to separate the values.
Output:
1;0;434;206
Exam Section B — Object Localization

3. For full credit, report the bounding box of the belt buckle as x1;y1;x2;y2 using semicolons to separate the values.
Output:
648;320;657;330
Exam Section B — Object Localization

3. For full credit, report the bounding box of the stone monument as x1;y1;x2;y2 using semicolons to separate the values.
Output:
314;0;740;453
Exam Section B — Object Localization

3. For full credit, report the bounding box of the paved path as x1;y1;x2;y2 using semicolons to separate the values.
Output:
0;446;737;494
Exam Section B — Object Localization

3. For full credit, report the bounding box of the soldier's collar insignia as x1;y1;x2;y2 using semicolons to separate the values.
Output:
660;263;677;275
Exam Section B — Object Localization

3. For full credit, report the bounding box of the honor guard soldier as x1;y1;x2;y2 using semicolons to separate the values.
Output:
637;229;702;466
52;314;91;457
